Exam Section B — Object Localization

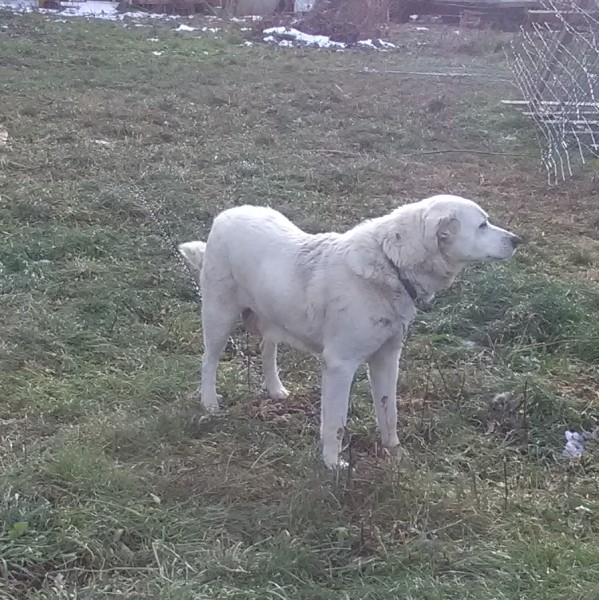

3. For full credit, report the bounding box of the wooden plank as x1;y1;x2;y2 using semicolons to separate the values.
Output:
437;0;537;6
527;9;599;25
523;116;599;125
502;100;599;107
523;111;599;117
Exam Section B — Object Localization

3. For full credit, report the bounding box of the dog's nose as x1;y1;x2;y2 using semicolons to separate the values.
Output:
510;234;521;248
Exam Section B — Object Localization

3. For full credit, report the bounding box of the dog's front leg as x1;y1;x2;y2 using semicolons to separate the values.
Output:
320;357;360;469
367;336;404;453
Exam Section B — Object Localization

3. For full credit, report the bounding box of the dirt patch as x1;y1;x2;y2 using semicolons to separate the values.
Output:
296;0;390;43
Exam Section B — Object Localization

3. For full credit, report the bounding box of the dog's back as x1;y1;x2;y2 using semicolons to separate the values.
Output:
180;205;306;287
204;204;314;273
200;205;342;351
206;205;304;251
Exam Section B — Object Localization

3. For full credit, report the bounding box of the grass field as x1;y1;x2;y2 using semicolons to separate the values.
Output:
1;9;599;599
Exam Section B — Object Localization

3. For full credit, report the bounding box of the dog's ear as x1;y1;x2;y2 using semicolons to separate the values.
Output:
381;229;403;267
436;214;460;243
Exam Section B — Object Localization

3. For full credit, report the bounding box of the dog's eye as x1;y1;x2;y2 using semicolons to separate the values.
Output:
479;222;488;230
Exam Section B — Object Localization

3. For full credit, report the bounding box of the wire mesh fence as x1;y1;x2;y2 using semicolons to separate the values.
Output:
508;0;599;182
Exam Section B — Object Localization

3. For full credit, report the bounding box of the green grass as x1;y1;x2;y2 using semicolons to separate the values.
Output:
1;10;599;599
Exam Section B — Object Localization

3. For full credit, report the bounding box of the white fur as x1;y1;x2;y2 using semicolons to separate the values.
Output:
179;195;520;468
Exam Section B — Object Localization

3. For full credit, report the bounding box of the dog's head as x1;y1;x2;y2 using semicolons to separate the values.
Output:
420;195;520;265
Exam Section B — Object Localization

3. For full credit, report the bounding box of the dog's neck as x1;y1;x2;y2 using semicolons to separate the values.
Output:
407;258;462;299
383;254;420;303
386;253;463;307
345;216;464;304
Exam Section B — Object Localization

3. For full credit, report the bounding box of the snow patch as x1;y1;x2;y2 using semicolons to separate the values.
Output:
263;26;345;48
263;27;396;51
357;38;396;50
0;0;181;21
174;23;196;31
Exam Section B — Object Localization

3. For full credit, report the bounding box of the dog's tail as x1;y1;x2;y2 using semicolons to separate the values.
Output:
178;241;206;282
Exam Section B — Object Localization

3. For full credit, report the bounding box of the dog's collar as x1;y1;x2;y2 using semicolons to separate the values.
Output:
398;273;419;304
385;256;419;304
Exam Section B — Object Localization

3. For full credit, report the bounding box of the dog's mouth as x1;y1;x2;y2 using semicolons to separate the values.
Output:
486;242;520;261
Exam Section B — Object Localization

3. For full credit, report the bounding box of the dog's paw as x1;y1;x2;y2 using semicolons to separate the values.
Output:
269;386;290;401
262;382;290;400
383;445;410;467
201;396;221;415
322;454;349;471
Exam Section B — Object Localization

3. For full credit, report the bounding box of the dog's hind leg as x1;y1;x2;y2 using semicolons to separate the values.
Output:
260;338;290;400
201;299;240;413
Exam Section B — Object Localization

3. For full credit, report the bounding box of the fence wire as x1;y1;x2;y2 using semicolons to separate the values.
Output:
508;0;599;182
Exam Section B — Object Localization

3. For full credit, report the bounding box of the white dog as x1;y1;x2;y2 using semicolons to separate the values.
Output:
179;195;520;468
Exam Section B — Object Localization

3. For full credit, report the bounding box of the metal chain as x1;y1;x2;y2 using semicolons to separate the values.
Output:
133;190;203;302
134;190;242;357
